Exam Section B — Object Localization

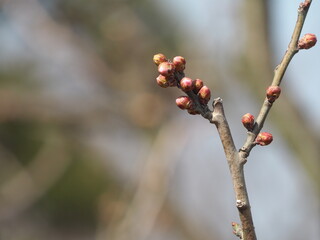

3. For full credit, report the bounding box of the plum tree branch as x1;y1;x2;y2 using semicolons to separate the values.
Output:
153;2;314;240
240;0;313;159
211;1;314;240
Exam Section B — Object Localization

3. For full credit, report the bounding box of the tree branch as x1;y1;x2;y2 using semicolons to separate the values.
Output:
153;3;314;239
210;98;256;240
240;0;313;159
211;2;313;240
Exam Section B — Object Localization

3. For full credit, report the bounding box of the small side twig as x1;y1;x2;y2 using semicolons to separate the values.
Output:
240;0;314;159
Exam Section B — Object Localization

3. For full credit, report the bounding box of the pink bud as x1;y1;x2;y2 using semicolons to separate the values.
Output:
158;62;175;77
157;74;176;88
156;75;170;88
176;96;192;110
180;77;194;92
298;33;317;49
241;113;255;131
255;132;273;146
193;79;204;94
173;56;186;71
153;53;167;66
198;86;211;104
266;86;281;103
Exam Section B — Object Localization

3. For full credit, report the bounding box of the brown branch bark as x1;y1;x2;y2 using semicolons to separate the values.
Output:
211;98;256;240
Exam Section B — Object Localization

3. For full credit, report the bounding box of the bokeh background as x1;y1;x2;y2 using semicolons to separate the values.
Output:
0;0;319;239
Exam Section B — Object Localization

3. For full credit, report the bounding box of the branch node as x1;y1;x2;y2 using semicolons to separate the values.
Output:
236;199;248;210
212;97;223;108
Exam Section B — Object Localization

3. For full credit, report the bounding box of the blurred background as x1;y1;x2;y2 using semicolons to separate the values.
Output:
0;0;319;239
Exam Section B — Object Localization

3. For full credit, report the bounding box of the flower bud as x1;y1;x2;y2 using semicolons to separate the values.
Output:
158;62;175;77
241;113;255;131
176;96;192;110
193;79;204;94
298;33;317;49
173;56;186;71
153;53;167;66
156;74;170;88
266;86;281;103
198;86;211;104
255;132;273;146
180;77;194;92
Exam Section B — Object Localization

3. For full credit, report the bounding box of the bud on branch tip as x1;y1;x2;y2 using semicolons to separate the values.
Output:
173;56;186;71
153;53;211;116
153;53;167;66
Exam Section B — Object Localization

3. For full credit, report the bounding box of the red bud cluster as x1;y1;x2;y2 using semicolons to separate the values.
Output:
153;53;212;116
153;53;179;88
298;33;317;50
255;132;273;146
241;113;255;131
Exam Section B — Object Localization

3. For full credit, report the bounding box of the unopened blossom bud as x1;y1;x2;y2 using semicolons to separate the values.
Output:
298;33;317;49
176;96;192;110
156;74;170;88
158;62;175;77
153;53;167;66
255;132;273;146
198;86;211;104
180;77;194;92
173;56;186;71
193;79;204;94
266;86;281;103
241;113;255;131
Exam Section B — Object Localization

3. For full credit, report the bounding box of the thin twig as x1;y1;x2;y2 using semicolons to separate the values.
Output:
209;1;313;240
240;0;313;159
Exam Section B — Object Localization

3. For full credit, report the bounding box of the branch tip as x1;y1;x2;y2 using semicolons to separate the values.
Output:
299;0;311;11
